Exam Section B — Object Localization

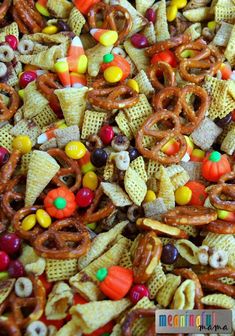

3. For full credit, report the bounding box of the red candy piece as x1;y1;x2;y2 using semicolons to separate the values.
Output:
40;314;65;329
5;35;18;50
151;50;177;68
0;251;10;271
145;8;156;24
8;260;24;278
131;34;149;49
38;273;53;296
186;181;207;206
19;71;37;88
99;125;114;145
76;187;94;208
220;64;232;80
73;0;100;15
201;151;231;182
0;146;10;167
129;284;150;304
0;233;21;256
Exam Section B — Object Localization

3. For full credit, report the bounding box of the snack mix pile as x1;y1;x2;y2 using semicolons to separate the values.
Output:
0;0;235;335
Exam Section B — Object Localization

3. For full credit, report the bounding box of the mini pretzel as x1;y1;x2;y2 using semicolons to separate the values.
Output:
163;206;217;225
12;0;45;34
87;83;139;110
88;2;132;45
37;73;62;109
174;268;204;309
205;220;235;234
146;33;191;57
0;84;20;122
12;206;44;242
219;168;235;184
79;186;115;224
153;85;209;134
198;268;235;298
136;110;187;164
121;309;155;336
175;38;210;62
34;217;90;259
132;231;162;283
0;0;11;20
0;150;22;194
2;175;25;218
136;218;188;239
209;184;235;212
148;61;176;91
0;275;46;328
47;149;82;193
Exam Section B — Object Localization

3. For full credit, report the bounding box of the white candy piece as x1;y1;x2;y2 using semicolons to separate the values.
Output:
114;151;130;171
26;321;47;336
15;277;33;298
209;249;228;269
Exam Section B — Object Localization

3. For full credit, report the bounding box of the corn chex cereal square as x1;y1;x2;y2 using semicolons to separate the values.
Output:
124;167;147;206
130;156;148;182
134;70;154;97
123;94;152;122
115;112;133;140
81;110;106;139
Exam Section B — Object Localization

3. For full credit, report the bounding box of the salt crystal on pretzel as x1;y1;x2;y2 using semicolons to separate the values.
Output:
81;110;106;140
55;87;88;127
156;274;181;308
171;279;196;309
158;166;175;210
25;150;60;206
45;282;73;320
70;299;131;334
124;40;149;72
124;166;147;206
155;0;170;41
47;0;73;18
23;82;48;119
133;70;154;98
86;44;113;77
183;7;213;22
68;7;86;36
175;239;199;265
78;221;128;270
101;182;132;207
201;294;235;309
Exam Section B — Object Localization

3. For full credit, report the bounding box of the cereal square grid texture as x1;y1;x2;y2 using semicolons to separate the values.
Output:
32;105;57;128
0;22;19;42
221;127;235;155
20;152;33;173
156;274;181;307
0;124;13;152
155;0;170;41
47;0;73;19
191;117;222;151
124;40;149;72
213;22;233;47
134;70;154;97
143;197;167;218
147;263;166;299
46;259;78;282
130;156;148;182
124;167;147;206
68;7;86;35
115;112;133;139
81;110;106;139
123;94;153;122
10;119;41;146
215;3;235;23
143;22;156;44
225;24;235;66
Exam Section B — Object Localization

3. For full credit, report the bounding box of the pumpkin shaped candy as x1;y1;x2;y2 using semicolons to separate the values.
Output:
96;266;133;300
44;187;77;219
201;151;231;182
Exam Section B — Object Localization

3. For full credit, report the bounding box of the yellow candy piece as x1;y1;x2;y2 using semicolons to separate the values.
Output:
18;89;24;100
36;209;52;228
12;135;32;154
35;2;50;16
175;186;192;205
191;148;205;160
185;135;194;154
167;5;178;22
100;31;118;47
42;25;58;35
104;66;123;83
54;59;69;73
87;222;97;230
171;0;187;9
127;79;139;93
83;171;98;191
65;141;86;159
21;214;37;231
77;55;88;74
208;21;216;31
144;190;157;203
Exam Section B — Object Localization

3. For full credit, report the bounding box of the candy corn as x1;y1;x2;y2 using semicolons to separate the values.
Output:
68;36;85;58
67;37;88;74
70;72;87;88
90;28;118;47
73;0;100;15
217;209;235;222
37;120;67;144
78;151;95;174
35;0;50;16
54;58;71;88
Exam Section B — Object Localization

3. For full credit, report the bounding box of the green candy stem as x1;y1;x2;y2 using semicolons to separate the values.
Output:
54;197;67;209
96;267;108;282
209;151;221;162
103;53;114;63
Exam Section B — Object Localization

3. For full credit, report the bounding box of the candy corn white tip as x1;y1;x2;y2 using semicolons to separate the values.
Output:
72;83;84;88
71;36;83;48
181;152;190;162
37;134;47;144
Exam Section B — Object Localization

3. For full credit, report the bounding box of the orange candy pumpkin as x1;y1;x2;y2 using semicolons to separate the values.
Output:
201;151;231;182
44;187;77;219
73;0;100;15
101;54;131;80
96;266;133;300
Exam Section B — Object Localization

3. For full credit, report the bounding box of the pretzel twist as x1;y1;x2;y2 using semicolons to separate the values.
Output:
0;0;12;20
0;150;21;194
0;84;20;122
163;206;217;225
146;34;191;56
148;61;176;91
